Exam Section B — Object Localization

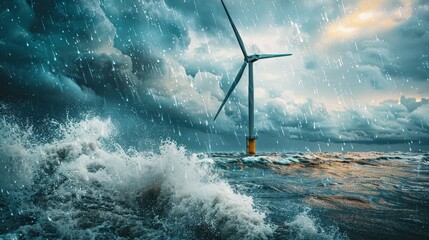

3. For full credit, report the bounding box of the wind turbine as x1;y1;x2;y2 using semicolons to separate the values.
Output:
214;0;292;155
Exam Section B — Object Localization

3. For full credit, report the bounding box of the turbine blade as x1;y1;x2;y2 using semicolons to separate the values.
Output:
221;0;248;57
258;53;292;60
214;61;247;121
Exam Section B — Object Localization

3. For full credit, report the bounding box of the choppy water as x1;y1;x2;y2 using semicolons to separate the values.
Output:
1;116;428;239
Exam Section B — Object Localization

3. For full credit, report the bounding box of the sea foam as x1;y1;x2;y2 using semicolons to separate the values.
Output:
0;116;274;239
284;207;347;240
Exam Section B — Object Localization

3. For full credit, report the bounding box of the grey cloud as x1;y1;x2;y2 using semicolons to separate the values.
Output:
0;0;119;102
356;65;386;90
1;0;182;107
242;94;429;144
263;98;330;140
381;1;429;82
329;99;429;144
102;0;191;52
164;0;224;35
304;59;318;70
409;104;429;134
0;0;224;134
400;95;429;112
1;0;428;149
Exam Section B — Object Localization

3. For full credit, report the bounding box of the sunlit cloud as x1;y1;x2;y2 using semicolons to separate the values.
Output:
324;0;414;43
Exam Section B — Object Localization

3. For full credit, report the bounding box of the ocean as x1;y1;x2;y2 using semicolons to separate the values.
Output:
1;116;428;239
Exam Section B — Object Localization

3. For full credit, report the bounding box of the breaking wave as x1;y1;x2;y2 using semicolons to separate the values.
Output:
0;115;274;239
284;208;347;240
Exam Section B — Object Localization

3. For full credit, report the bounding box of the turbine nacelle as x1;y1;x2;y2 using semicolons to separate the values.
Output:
249;53;294;63
245;53;294;63
246;54;260;63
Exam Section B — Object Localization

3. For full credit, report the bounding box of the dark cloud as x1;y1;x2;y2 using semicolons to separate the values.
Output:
164;0;224;34
102;0;191;52
400;95;429;112
0;0;116;102
380;1;429;82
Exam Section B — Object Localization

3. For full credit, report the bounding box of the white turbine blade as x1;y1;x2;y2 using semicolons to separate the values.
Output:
214;61;247;121
258;53;292;60
221;0;248;58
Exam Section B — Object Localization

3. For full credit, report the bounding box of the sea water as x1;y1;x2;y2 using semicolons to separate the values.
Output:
1;116;428;239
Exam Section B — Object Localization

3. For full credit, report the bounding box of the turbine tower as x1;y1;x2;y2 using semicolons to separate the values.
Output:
214;0;292;155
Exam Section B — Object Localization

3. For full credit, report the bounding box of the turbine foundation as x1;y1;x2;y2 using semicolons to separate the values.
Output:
246;136;257;155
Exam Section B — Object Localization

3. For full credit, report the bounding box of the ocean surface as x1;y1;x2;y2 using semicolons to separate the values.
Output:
1;117;428;239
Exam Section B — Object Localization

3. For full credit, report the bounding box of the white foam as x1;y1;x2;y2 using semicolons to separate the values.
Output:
0;116;35;190
285;207;347;240
0;116;274;239
242;155;293;165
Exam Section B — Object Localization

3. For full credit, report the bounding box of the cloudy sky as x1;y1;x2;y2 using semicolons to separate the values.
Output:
1;0;428;151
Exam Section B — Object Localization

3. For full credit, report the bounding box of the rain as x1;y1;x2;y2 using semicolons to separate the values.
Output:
1;0;429;239
0;0;427;152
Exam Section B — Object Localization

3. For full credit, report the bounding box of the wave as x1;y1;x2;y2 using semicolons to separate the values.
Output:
0;115;274;239
209;151;429;169
284;207;347;240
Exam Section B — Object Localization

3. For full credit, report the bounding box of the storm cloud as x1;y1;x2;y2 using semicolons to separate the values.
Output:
1;0;428;149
